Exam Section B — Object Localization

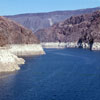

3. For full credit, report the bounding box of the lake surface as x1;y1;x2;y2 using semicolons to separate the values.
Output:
0;48;100;100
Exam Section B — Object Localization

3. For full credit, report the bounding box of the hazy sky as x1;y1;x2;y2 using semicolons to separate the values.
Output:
0;0;100;15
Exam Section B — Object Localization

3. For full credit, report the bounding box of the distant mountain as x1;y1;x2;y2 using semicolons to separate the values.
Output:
35;10;100;46
6;7;100;32
0;16;39;46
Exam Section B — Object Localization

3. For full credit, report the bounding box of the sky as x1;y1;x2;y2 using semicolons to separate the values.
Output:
0;0;100;15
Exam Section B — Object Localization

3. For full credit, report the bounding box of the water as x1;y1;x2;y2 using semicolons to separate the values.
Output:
0;48;100;100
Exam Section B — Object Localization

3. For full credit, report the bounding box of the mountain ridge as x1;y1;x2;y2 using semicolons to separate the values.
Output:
5;7;100;32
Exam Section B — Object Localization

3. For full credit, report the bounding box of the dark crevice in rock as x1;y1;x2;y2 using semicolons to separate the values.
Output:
89;38;94;50
77;39;83;48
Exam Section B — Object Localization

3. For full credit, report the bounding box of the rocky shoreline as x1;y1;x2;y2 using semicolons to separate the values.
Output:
1;42;100;72
41;42;77;48
0;44;45;72
0;16;45;72
41;42;100;50
0;50;25;72
92;43;100;50
5;44;45;56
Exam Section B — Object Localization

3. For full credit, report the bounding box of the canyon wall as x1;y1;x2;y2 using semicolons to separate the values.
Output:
0;16;45;72
36;11;100;50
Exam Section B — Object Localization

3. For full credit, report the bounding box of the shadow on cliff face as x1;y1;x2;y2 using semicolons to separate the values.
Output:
89;38;94;50
77;39;83;48
77;38;94;50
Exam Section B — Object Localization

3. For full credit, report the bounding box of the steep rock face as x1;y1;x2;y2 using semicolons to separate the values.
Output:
0;16;45;72
35;11;100;49
6;7;100;32
0;16;39;46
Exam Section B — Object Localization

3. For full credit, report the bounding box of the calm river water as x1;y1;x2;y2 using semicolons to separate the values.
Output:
0;48;100;100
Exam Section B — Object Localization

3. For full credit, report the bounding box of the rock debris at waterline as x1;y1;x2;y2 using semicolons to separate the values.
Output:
0;44;45;72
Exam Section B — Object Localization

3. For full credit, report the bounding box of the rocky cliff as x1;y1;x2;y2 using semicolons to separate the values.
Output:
0;16;40;46
0;16;45;72
6;7;100;32
35;11;100;50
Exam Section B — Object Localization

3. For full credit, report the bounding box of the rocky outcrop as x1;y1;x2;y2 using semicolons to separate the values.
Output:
0;16;39;45
0;16;45;72
36;11;100;50
6;7;100;32
0;50;25;72
4;44;45;56
0;44;45;72
92;43;100;50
